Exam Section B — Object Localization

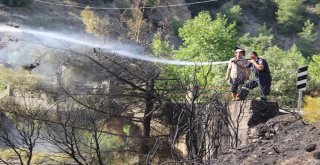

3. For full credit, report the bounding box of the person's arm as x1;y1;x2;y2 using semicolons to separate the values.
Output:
249;59;264;70
237;59;247;69
225;60;232;81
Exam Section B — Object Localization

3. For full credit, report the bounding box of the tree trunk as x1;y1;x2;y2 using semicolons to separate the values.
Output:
141;80;154;154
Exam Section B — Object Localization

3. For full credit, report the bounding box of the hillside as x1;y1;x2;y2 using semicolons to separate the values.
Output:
2;0;319;50
216;113;320;165
1;0;320;164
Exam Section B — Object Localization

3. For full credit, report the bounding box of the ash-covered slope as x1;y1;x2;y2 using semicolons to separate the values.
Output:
217;114;320;165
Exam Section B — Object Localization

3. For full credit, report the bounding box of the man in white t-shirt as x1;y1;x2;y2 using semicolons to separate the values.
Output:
225;49;249;101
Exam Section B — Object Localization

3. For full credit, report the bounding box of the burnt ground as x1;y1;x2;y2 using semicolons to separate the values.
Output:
216;113;320;165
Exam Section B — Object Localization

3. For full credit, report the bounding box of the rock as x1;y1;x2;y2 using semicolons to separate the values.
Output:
237;144;254;152
263;159;277;165
273;146;281;154
248;127;258;138
313;151;320;159
273;123;283;132
228;100;279;146
305;143;317;152
259;146;265;150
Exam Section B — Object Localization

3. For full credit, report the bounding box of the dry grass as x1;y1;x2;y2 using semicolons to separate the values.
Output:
302;96;320;124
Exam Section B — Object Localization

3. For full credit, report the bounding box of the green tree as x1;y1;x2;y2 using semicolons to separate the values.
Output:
126;8;152;43
220;2;243;25
170;11;238;87
298;19;317;42
308;55;320;91
81;7;109;36
297;19;318;56
316;4;320;15
175;12;237;63
171;16;183;35
0;66;39;93
263;44;306;106
239;24;274;55
275;0;304;32
151;32;172;57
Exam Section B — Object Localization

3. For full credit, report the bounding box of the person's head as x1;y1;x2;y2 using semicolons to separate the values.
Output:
234;49;245;58
249;51;258;60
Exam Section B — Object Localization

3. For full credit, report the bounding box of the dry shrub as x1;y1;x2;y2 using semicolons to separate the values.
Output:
303;96;320;123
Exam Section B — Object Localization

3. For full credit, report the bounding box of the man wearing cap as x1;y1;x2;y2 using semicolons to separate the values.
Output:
225;48;249;101
238;51;272;101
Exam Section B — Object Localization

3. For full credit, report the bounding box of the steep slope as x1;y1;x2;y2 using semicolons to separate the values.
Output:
217;113;320;165
0;0;191;39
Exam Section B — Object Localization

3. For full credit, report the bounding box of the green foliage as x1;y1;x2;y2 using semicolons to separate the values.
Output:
308;55;320;91
229;5;242;22
316;4;320;15
0;0;33;7
171;16;183;35
176;12;237;62
101;135;124;150
31;152;75;164
151;33;172;57
0;149;75;164
82;130;124;150
0;66;39;93
169;11;238;87
81;7;109;36
298;19;317;42
239;24;274;55
72;130;125;164
98;134;126;164
297;19;318;56
0;149;27;164
263;44;306;106
220;2;243;25
275;0;304;33
123;124;131;135
126;8;151;42
146;0;157;7
303;96;320;124
0;79;6;90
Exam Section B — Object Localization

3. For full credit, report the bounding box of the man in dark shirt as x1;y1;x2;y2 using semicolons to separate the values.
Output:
238;51;272;101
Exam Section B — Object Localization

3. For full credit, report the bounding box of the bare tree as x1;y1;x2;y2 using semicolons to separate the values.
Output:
143;66;241;164
0;96;45;165
54;47;163;155
41;81;132;165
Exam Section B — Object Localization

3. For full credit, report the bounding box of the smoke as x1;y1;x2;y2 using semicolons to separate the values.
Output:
0;25;229;66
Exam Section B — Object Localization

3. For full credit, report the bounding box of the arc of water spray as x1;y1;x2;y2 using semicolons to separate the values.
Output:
0;25;229;66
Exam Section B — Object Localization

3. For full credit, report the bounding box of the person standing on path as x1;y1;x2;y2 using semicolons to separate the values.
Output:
225;48;249;101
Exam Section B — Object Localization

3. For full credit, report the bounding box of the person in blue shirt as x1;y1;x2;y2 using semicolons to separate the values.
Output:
238;51;272;101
